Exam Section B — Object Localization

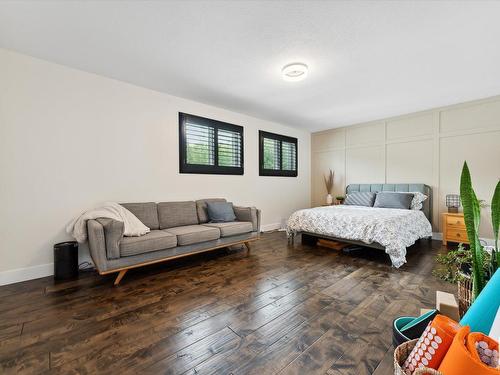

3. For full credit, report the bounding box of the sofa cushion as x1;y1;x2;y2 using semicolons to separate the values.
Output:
206;201;236;223
120;202;159;230
119;230;177;257
158;201;198;229
195;198;227;223
164;225;220;246
203;221;253;237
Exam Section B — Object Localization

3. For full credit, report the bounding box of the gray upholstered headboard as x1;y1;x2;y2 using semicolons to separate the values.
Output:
345;184;432;225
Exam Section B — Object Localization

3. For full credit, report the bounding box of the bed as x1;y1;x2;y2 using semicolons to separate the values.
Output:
286;184;433;268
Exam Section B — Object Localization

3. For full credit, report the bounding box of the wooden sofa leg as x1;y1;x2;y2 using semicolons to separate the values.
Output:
244;242;251;251
114;270;128;286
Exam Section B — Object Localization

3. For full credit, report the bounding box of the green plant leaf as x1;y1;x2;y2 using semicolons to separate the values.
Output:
460;161;485;297
492;180;500;252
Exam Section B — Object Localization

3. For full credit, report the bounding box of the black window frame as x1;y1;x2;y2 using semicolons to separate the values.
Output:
259;130;298;177
179;112;244;175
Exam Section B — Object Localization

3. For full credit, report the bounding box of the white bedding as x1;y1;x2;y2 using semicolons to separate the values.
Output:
286;205;432;268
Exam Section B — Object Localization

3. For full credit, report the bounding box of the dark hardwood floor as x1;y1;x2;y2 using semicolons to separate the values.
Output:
0;231;455;375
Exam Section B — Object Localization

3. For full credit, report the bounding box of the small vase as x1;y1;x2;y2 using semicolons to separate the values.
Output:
326;194;333;205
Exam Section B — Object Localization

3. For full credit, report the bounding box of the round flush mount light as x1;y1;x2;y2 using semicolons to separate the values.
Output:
281;62;308;82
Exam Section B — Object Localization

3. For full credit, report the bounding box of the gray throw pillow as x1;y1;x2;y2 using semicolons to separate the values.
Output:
373;192;413;209
344;192;376;207
206;201;236;222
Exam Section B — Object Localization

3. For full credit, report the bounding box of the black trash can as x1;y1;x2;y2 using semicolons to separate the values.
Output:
54;241;79;280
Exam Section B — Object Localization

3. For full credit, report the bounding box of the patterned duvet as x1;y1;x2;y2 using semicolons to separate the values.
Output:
286;205;432;268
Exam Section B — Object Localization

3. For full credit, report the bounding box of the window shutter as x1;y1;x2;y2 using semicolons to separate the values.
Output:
179;113;244;175
281;141;296;171
259;130;298;177
263;137;280;170
218;128;242;168
185;121;215;166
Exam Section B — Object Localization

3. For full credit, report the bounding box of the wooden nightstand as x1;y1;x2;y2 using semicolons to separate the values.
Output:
442;212;469;245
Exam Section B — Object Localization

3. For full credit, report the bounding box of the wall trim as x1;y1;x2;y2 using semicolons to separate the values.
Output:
0;263;53;286
261;223;282;232
432;232;443;241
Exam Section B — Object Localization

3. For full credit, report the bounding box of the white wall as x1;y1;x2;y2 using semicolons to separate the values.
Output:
0;49;311;284
311;97;500;238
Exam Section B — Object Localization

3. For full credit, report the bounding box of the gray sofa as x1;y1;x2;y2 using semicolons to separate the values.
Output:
87;198;261;285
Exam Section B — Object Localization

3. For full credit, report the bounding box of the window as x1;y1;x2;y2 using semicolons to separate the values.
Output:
259;130;298;177
179;113;244;175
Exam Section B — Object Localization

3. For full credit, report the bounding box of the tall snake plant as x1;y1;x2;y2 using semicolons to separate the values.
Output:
460;161;500;298
491;180;500;271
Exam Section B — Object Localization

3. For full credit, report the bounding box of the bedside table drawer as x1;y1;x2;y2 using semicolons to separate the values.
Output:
446;216;465;227
446;229;468;242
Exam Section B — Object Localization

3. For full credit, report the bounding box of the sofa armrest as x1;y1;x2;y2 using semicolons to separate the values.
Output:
87;219;109;273
234;206;261;232
95;218;124;260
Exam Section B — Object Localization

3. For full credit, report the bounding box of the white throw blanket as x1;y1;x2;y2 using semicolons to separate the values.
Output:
66;202;150;243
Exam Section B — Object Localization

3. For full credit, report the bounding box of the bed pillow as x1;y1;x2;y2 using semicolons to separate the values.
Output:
344;192;376;207
409;191;428;210
374;192;413;209
391;191;428;210
206;201;236;222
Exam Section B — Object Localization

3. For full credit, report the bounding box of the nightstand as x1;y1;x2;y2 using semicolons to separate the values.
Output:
442;213;469;245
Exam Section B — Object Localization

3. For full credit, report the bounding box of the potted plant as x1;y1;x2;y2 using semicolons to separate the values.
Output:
324;169;334;205
433;243;492;316
336;196;345;205
434;162;499;315
460;162;499;298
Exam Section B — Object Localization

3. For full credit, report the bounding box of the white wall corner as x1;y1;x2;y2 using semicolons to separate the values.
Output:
0;263;54;286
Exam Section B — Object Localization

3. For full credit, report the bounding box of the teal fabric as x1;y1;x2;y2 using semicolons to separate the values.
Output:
400;309;438;332
460;268;500;334
392;316;414;346
206;201;236;222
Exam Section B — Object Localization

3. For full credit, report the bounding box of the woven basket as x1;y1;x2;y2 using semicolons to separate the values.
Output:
457;272;474;317
394;339;443;375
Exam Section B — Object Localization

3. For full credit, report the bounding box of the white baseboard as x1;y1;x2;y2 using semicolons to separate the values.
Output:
261;223;282;232
432;232;442;241
0;263;53;286
480;237;495;246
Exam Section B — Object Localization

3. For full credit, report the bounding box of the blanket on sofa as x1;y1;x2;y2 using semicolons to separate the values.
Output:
66;202;150;243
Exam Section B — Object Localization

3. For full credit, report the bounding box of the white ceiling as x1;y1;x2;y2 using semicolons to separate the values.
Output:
1;1;500;132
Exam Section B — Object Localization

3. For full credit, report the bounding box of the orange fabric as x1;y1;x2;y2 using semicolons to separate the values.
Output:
403;315;460;373
438;326;499;374
466;332;498;364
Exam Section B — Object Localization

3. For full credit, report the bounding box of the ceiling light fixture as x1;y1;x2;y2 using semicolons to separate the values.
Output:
281;62;308;82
